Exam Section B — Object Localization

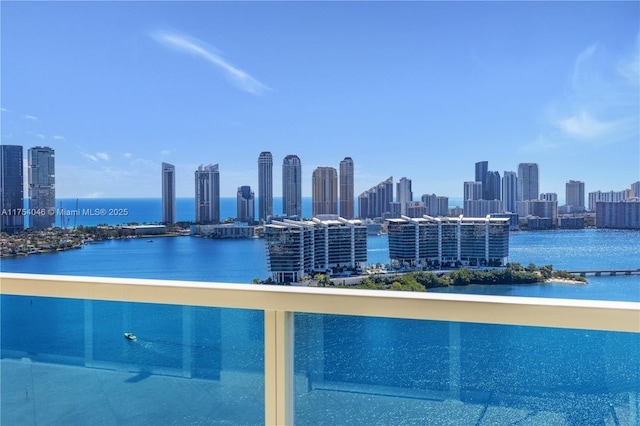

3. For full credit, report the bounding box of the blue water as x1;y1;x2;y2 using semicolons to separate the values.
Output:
2;216;639;424
3;227;638;301
52;197;466;226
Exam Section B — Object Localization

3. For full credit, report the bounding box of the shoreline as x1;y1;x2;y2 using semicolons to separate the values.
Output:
545;278;588;285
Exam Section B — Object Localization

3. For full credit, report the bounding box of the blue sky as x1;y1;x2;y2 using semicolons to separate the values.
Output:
2;1;638;202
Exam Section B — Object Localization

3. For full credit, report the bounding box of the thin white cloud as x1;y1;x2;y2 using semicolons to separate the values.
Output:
160;149;172;156
82;152;109;162
543;40;639;147
23;114;38;121
555;110;617;140
1;108;12;113
152;30;271;95
53;135;66;141
123;152;132;159
83;153;98;162
617;34;639;86
37;134;45;140
572;44;597;89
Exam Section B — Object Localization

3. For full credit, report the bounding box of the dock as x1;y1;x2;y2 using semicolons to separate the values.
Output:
566;269;640;277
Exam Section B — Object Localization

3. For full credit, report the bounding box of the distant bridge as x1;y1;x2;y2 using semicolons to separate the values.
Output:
566;269;640;277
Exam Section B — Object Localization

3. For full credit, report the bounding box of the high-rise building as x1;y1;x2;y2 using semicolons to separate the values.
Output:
28;146;55;230
312;167;338;216
596;200;640;229
236;185;255;223
421;194;449;217
387;215;510;268
339;157;354;219
588;190;628;211
464;181;483;201
1;145;24;234
485;171;501;201
517;163;539;202
540;193;558;202
257;152;273;222
195;164;220;224
357;177;393;219
265;217;367;283
632;181;640;198
475;161;488;185
565;180;585;212
282;155;302;217
396;177;413;216
162;162;176;224
502;171;517;213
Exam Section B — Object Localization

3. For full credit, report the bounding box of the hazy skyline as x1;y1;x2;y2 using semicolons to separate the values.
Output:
2;2;638;201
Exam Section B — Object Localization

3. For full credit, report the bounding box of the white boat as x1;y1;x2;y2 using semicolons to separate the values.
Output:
124;332;137;341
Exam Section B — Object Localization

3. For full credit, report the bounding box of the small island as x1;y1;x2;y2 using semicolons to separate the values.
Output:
308;263;587;291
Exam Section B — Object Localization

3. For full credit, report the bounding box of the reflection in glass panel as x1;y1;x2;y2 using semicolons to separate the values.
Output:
1;295;264;425
294;313;639;425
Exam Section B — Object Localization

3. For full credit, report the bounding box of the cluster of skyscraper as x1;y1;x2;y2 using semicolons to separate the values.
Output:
161;153;354;225
0;145;55;234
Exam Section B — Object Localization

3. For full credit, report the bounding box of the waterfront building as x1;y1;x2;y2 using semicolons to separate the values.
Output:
406;201;427;218
236;185;255;223
386;215;510;269
264;216;367;283
312;167;338;217
540;193;557;202
396;177;413;216
282;155;302;218
463;181;483;202
595;200;640;229
565;180;585;212
588;190;628;212
0;145;24;234
526;216;554;230
191;223;255;238
357;177;393;219
463;199;504;217
492;212;519;230
28;146;55;230
257;152;273;223
558;216;585;229
339;157;354;219
517;200;558;225
195;164;220;224
632;181;640;198
421;194;449;217
517;163;539;202
161;162;176;224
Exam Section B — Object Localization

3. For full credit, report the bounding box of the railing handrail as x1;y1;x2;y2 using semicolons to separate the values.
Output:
1;272;639;333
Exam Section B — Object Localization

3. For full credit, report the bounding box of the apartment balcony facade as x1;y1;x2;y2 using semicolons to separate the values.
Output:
1;272;639;425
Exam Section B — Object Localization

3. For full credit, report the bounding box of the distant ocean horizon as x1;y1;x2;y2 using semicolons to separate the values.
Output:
51;197;465;227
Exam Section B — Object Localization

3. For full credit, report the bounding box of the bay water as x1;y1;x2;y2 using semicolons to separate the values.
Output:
2;202;639;424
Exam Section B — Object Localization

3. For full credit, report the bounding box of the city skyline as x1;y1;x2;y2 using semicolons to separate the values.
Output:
2;2;638;199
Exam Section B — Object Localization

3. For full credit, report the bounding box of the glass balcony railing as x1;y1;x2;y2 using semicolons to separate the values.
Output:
1;272;639;425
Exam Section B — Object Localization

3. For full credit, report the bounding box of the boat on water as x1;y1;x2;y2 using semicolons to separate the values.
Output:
124;332;137;341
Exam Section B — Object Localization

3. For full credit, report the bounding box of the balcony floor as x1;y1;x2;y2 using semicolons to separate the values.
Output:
2;358;636;425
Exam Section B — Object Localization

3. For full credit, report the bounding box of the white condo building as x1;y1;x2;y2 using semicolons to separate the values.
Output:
387;215;510;269
264;216;367;283
162;162;176;224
